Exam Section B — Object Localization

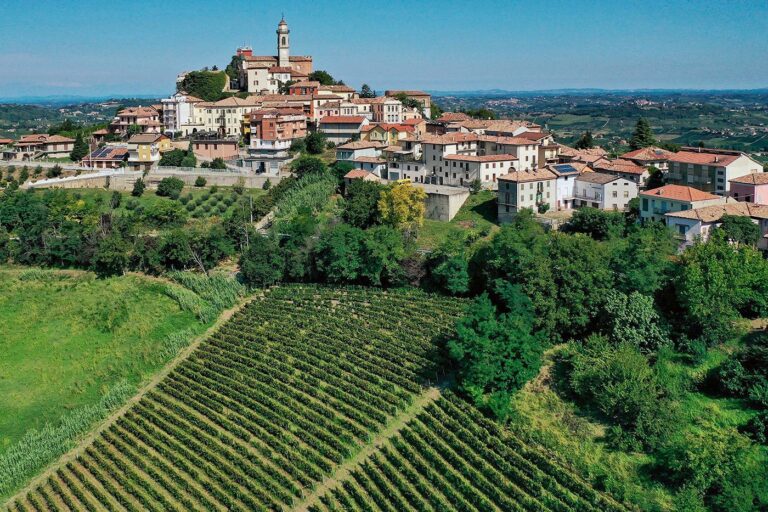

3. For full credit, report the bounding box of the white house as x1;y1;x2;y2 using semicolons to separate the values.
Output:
573;172;638;210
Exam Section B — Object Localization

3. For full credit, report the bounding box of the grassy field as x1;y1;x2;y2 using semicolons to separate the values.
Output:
0;269;207;455
7;285;627;512
417;190;500;250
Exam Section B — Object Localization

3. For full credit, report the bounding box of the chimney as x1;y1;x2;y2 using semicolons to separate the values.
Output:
714;156;719;163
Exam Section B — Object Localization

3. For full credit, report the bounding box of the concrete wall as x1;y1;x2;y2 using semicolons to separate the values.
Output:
422;188;469;222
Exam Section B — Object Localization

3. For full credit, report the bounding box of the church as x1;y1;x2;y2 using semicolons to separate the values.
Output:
236;18;314;94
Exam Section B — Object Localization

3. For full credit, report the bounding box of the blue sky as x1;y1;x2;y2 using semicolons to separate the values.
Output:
1;0;766;97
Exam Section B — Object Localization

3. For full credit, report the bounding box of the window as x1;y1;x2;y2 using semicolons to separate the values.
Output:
624;191;629;198
678;224;687;235
642;198;649;211
612;191;618;198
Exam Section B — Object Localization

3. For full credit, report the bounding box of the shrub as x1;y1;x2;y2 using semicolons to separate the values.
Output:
131;177;145;197
210;185;219;194
194;176;207;187
156;177;185;199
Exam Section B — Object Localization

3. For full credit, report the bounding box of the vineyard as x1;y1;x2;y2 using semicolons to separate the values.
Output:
6;285;627;511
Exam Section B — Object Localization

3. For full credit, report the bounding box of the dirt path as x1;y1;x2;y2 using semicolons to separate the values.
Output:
291;385;443;512
3;292;263;509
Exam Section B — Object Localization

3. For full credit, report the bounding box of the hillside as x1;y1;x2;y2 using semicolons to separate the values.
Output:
4;285;626;511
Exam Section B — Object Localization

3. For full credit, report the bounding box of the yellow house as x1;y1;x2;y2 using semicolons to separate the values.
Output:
127;133;172;170
360;123;415;146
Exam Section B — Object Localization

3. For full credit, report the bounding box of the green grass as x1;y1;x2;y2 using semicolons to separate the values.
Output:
417;190;500;250
0;268;208;455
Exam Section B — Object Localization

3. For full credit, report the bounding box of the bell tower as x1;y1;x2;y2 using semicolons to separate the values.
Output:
277;17;290;68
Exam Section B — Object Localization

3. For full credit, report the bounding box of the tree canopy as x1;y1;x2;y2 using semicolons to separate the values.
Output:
629;118;656;150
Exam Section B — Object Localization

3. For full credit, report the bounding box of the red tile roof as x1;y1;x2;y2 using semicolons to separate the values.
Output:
621;146;674;162
319;115;366;124
499;169;557;182
361;123;415;133
640;184;721;202
666;202;768;222
436;112;471;122
593;158;648;175
344;169;375;179
479;135;539;146
668;150;741;166
336;140;387;150
729;172;768;185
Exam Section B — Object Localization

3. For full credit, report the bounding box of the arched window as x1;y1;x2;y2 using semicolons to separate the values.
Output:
281;36;286;45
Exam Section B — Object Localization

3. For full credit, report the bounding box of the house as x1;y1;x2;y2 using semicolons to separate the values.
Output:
557;145;608;165
422;133;479;185
360;123;415;145
288;81;320;96
442;154;517;188
477;135;540;171
81;146;128;169
639;184;726;223
548;162;591;211
190;134;240;161
343;169;380;188
236;18;313;94
353;156;387;178
190;96;263;137
319;84;357;101
160;92;204;136
109;106;162;136
317;116;369;144
666;147;762;195
335;140;386;163
665;202;768;250
728;172;768;204
384;90;432;118
365;96;403;123
497;168;558;222
402;117;427;136
620;146;674;171
249;108;307;154
127;133;172;171
516;131;560;166
573;172;638;210
592;158;651;187
7;134;75;160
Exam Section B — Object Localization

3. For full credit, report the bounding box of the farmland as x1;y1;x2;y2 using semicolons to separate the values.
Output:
5;284;624;511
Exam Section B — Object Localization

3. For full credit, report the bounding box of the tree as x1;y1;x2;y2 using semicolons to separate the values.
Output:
46;165;63;178
180;152;197;168
574;130;595;149
563;207;625;240
156;177;185;199
131;177;145;197
469;178;482;194
313;224;365;283
305;132;327;154
629;118;656;150
717;215;761;246
378;181;426;237
359;226;406;286
359;84;376;98
195;176;207;187
224;54;244;81
291;155;327;178
239;235;285;287
308;70;339;86
569;335;677;450
430;103;443;119
449;291;544;421
127;124;142;136
109;191;122;209
602;290;669;353
394;93;422;110
262;179;272;191
70;132;89;162
463;108;496;120
611;221;676;296
177;70;228;101
342;179;383;228
655;421;766;511
92;234;130;278
159;149;186;167
209;157;227;169
645;166;665;189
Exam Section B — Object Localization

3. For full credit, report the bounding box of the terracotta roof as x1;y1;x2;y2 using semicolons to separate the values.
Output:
354;156;386;164
593;158;648;175
385;90;430;97
91;129;109;135
499;168;557;183
361;123;415;133
640;184;721;202
402;118;425;126
344;169;375;179
575;172;621;184
666;202;768;222
0;138;13;144
419;133;479;145
436;112;471;122
460;119;540;133
621;146;674;162
479;135;539;146
336;140;387;150
317;101;342;109
128;133;167;144
116;106;158;117
17;134;75;144
322;85;356;93
291;81;321;88
268;66;293;73
444;153;518;162
668;150;741;166
319;115;366;124
515;131;551;141
729;172;768;185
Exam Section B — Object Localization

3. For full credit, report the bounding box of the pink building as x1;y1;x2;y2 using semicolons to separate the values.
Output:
729;173;768;205
191;138;239;161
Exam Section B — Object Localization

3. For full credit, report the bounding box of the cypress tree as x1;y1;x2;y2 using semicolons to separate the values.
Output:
629;118;656;150
70;132;89;162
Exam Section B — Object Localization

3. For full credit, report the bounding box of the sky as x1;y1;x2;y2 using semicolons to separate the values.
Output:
0;0;767;98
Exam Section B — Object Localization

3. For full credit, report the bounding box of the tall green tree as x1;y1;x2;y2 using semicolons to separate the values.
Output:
449;290;544;421
629;118;656;150
308;70;339;85
602;290;669;353
239;235;285;287
69;132;89;162
574;130;595;149
359;84;376;98
716;215;761;246
342;179;383;229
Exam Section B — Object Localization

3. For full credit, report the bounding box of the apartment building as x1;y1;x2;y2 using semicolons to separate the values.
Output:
666;147;762;195
573;173;638;210
639;184;726;223
497;168;558;222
